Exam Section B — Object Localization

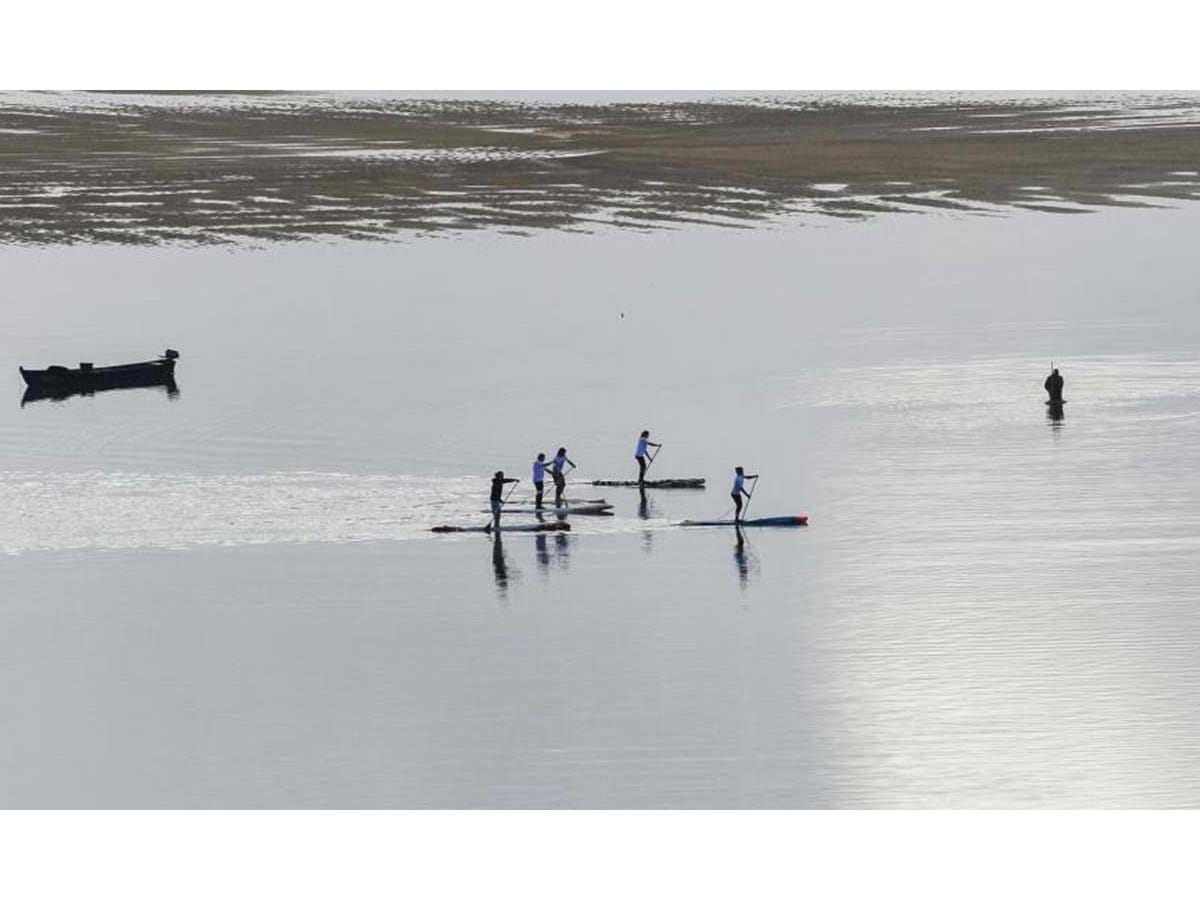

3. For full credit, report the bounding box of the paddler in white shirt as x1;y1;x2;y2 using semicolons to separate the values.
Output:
551;446;576;507
635;429;661;485
531;452;550;509
731;466;757;522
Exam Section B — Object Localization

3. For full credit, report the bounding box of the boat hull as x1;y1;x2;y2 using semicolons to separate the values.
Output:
679;516;808;527
591;478;706;489
20;358;176;390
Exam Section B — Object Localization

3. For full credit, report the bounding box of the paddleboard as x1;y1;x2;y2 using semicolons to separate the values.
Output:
432;521;572;534
480;505;614;516
591;478;705;489
678;515;808;528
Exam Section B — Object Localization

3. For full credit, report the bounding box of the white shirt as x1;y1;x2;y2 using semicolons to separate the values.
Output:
733;473;745;494
636;436;649;458
532;460;547;482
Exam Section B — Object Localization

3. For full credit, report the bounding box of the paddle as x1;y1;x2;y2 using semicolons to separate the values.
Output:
645;443;662;476
741;475;760;521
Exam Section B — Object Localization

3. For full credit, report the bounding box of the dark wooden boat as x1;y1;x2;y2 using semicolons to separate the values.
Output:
19;350;180;406
20;350;179;392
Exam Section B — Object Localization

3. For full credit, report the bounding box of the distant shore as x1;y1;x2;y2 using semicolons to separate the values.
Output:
2;92;1198;245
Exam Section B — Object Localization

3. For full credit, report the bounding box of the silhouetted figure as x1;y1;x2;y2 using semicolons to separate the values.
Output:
1044;368;1064;405
551;447;576;507
731;466;758;522
634;429;661;484
1046;402;1065;425
489;470;518;530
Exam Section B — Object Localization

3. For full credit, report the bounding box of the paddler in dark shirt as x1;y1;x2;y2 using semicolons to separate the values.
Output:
1044;367;1065;404
489;470;518;530
551;447;576;507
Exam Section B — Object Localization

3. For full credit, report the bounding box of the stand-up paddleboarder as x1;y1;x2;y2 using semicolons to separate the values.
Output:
635;430;662;485
551;447;576;507
1044;367;1065;405
489;471;519;530
531;453;550;509
731;466;758;522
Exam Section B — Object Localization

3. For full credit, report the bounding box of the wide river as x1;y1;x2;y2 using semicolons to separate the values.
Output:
3;182;1199;805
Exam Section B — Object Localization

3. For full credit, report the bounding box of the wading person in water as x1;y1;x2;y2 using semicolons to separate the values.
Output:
531;453;549;509
635;430;661;485
551;447;576;507
731;466;757;522
489;470;518;530
1044;367;1065;404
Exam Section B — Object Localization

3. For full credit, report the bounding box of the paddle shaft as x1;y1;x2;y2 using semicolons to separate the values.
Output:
645;444;662;475
742;476;759;519
484;478;521;528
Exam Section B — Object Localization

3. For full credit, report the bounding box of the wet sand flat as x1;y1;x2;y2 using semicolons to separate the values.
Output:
2;91;1199;245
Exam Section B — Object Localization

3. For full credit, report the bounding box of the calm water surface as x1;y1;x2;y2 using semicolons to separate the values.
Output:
2;205;1199;806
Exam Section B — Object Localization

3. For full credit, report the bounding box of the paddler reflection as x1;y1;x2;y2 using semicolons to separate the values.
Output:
534;532;572;572
491;533;510;595
734;526;751;589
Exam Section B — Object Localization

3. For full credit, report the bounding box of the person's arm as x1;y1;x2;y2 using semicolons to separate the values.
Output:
567;457;577;469
650;442;662;448
505;477;519;484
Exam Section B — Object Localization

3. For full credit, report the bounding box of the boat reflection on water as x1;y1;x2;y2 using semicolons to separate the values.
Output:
21;376;180;407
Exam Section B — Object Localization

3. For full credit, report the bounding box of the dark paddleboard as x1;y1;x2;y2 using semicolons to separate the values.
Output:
679;515;808;528
432;521;571;534
591;478;706;489
479;505;613;516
